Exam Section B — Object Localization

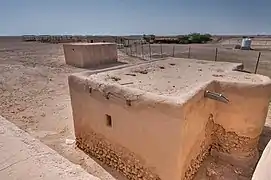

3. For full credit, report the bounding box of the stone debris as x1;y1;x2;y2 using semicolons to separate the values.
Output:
65;138;76;145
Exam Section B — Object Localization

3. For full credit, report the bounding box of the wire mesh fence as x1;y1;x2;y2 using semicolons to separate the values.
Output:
119;42;271;77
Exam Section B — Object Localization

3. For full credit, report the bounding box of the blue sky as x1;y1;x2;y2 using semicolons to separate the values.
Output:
0;0;270;35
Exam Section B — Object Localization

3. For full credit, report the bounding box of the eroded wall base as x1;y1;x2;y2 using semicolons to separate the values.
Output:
76;129;160;180
183;116;213;180
183;114;260;180
75;113;260;180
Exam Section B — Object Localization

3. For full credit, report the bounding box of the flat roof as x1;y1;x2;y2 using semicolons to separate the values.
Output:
88;58;270;97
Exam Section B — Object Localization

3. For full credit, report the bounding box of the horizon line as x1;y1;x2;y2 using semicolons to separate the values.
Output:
1;34;271;37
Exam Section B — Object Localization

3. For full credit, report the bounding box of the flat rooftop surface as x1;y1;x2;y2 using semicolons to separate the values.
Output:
0;116;100;180
88;58;270;97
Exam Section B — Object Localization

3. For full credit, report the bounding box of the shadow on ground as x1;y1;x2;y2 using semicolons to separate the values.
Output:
86;62;128;71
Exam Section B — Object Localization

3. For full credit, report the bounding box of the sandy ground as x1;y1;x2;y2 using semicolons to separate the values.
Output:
0;39;271;180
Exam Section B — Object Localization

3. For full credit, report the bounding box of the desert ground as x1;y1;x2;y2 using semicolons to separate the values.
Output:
1;37;271;180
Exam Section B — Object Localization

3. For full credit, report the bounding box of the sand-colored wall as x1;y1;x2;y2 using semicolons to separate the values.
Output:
179;84;216;179
63;43;117;68
215;82;270;137
68;72;271;180
210;81;271;169
69;75;184;180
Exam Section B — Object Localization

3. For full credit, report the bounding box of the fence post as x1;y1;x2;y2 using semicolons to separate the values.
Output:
188;46;191;58
141;43;144;59
254;52;261;74
160;43;163;58
135;43;138;57
130;44;132;56
172;45;175;57
214;48;218;61
149;43;152;60
125;46;128;54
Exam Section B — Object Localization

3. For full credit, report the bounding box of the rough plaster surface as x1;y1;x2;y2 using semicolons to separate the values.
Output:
63;43;117;68
252;139;271;180
0;115;100;180
68;58;271;180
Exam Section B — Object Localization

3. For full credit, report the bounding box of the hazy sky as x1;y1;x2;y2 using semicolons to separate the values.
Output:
1;0;270;35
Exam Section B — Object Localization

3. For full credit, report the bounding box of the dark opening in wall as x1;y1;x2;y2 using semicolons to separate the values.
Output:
105;93;110;99
106;114;112;127
91;40;94;43
126;100;131;106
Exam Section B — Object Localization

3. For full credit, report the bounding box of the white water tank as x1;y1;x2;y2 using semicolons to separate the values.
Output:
241;38;252;50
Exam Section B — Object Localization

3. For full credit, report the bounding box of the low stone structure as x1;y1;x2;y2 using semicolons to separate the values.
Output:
63;43;117;68
68;58;271;180
0;116;99;180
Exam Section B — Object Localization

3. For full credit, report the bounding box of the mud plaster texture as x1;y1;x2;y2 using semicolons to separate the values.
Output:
68;58;271;180
76;130;160;180
63;43;117;68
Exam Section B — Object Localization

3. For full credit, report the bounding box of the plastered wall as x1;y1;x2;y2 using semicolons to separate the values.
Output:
63;43;117;68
